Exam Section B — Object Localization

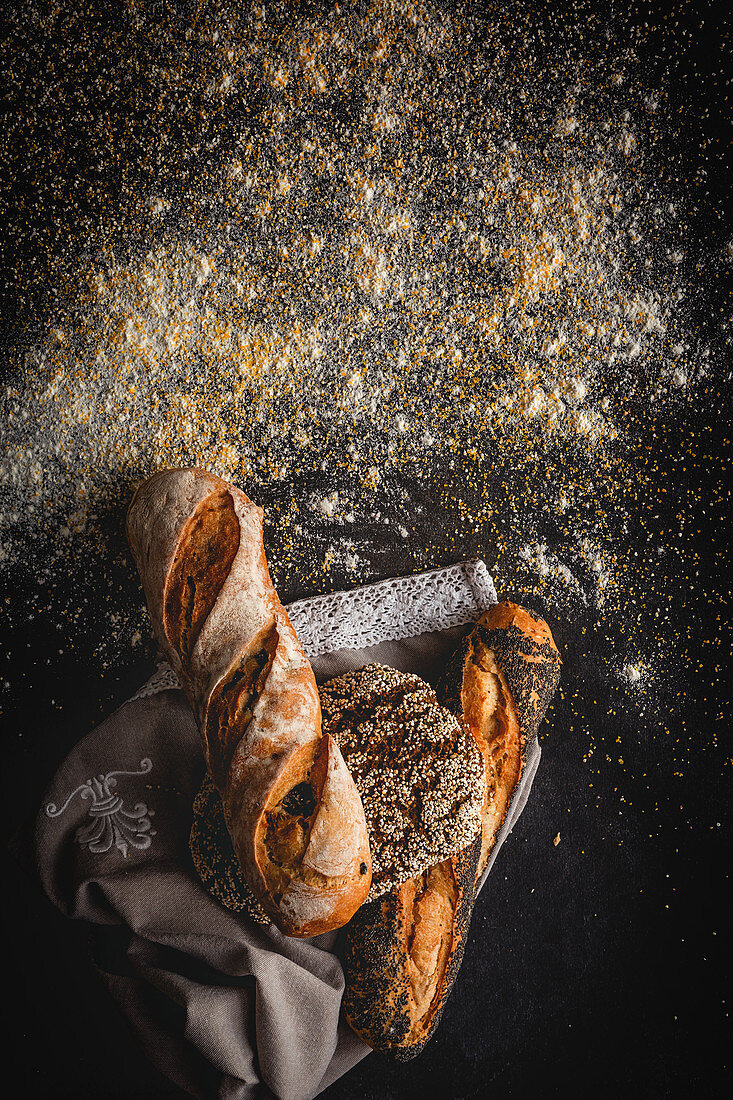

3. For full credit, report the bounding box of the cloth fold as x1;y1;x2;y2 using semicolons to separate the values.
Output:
29;561;540;1100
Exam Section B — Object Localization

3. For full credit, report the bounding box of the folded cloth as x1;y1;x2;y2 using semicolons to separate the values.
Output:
29;561;540;1100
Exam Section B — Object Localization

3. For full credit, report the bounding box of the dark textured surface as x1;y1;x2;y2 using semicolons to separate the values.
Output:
2;1;729;1098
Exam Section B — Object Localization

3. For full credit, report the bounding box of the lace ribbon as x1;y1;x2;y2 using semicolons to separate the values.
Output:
131;663;182;701
130;559;496;700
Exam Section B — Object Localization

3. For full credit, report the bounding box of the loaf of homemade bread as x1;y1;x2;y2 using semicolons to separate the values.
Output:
342;837;481;1060
126;467;371;936
341;601;560;1058
189;662;484;912
438;601;561;879
319;664;484;899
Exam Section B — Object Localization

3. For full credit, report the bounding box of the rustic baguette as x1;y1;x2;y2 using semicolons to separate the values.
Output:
126;467;371;936
341;601;560;1058
342;836;481;1060
437;601;561;880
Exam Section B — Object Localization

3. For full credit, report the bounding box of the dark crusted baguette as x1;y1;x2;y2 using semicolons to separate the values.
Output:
438;600;561;879
342;835;481;1060
341;601;560;1059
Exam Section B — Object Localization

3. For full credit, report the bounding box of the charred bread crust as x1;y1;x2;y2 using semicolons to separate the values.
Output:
437;601;560;879
342;835;481;1060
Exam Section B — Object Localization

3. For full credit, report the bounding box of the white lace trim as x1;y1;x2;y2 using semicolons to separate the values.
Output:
130;559;496;698
130;662;182;702
287;559;496;657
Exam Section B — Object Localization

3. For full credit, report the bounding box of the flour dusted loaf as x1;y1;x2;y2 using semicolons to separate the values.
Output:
191;661;484;915
319;663;485;900
438;600;561;879
126;467;371;936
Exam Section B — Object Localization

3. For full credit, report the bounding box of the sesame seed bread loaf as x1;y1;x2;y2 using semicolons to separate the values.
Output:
319;664;485;900
342;836;481;1061
190;771;270;926
437;600;561;880
126;467;371;937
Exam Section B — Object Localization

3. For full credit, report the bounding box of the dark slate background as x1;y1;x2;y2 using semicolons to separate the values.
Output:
2;2;729;1098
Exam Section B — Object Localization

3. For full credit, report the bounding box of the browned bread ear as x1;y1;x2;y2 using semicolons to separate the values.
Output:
127;467;371;937
342;835;481;1060
437;600;561;879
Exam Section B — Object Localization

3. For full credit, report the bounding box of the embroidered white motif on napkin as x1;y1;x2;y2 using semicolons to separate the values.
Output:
45;759;156;857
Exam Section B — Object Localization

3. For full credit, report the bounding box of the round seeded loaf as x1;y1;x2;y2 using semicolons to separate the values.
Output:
320;663;484;899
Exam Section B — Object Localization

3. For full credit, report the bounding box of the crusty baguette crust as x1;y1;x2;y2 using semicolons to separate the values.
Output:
127;467;371;936
341;601;560;1059
342;835;481;1060
438;600;561;878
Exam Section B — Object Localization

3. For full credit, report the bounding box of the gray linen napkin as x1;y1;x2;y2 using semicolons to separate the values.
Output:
31;561;540;1100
